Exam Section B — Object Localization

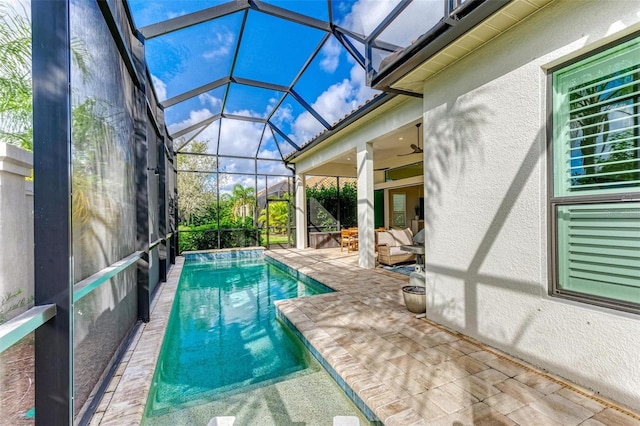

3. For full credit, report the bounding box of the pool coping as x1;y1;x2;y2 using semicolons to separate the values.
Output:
91;256;184;425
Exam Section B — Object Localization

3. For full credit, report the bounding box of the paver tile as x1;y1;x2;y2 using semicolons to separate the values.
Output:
554;387;605;414
484;391;525;415
93;251;640;426
592;408;640;426
402;394;447;422
453;374;501;401
447;339;482;355
424;383;478;414
411;347;449;365
529;393;596;425
579;418;607;426
507;405;564;425
485;357;529;378
383;407;423;426
430;402;516;426
495;378;545;404
376;399;413;422
474;367;509;385
514;371;563;395
469;350;499;363
456;355;490;375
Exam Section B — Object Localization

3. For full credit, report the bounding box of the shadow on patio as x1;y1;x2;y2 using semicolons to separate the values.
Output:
269;247;640;426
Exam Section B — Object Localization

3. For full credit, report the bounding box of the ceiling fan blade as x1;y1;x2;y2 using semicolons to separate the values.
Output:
397;122;424;156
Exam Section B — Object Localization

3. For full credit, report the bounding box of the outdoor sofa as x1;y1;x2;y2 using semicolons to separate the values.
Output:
376;228;416;266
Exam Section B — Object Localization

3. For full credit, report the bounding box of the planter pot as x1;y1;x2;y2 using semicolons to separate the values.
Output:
402;285;426;313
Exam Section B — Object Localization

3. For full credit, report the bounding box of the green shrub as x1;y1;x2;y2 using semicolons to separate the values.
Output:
178;224;261;253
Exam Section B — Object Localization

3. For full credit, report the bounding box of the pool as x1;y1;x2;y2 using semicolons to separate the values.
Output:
142;250;372;425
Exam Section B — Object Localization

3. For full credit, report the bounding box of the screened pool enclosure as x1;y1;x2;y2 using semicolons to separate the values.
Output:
0;0;489;424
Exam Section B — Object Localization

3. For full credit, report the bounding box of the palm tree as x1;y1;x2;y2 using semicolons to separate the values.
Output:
229;184;256;223
0;0;90;150
0;1;32;149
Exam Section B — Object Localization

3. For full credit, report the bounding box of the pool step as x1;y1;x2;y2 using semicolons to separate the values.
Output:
206;415;358;425
207;416;236;426
333;416;360;426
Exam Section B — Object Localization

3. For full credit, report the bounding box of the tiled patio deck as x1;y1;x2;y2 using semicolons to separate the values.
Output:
93;247;640;425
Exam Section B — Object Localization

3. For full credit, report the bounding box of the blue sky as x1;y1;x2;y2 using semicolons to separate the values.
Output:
5;0;443;192
125;0;444;191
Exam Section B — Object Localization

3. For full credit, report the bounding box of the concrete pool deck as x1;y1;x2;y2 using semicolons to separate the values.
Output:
91;248;640;425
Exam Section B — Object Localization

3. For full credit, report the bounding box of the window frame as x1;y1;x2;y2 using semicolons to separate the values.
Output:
392;193;407;228
547;33;640;315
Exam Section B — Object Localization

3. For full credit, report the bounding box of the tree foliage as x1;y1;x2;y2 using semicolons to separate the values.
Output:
258;194;291;231
569;64;640;188
177;141;221;225
0;1;92;150
224;183;256;223
306;181;357;230
0;1;32;149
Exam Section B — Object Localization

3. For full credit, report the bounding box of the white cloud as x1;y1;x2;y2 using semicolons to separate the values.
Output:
270;104;293;127
198;92;222;110
310;79;354;123
340;0;444;49
166;11;183;19
350;64;377;105
168;108;216;140
217;117;264;156
291;112;325;144
339;0;397;36
320;37;341;73
151;74;167;101
290;61;377;143
256;145;278;159
202;31;235;60
257;160;289;176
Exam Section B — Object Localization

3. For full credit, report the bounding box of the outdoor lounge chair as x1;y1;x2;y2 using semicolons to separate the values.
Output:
376;228;416;266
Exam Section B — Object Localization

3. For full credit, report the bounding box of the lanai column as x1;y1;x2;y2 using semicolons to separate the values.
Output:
356;141;375;268
294;173;307;249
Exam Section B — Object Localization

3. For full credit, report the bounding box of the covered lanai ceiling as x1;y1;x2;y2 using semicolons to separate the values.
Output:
128;0;453;175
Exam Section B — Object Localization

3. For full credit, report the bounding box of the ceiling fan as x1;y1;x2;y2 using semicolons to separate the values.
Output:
398;122;423;156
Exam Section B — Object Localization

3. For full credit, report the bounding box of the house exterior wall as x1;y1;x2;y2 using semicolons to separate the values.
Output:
294;97;422;175
422;0;640;410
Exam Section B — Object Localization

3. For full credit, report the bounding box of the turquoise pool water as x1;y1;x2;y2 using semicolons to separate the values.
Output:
143;253;372;425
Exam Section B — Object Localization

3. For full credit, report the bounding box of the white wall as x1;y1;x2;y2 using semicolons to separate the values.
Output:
422;0;640;410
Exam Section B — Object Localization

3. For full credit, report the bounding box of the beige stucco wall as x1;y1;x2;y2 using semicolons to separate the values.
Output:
422;0;640;410
0;143;34;319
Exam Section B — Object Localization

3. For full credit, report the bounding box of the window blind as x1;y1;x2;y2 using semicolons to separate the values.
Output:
556;203;640;304
553;36;640;197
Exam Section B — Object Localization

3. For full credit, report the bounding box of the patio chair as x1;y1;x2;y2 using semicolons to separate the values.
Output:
340;229;351;252
348;228;358;251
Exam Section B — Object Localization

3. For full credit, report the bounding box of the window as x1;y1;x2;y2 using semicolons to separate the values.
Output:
385;162;423;182
550;34;640;313
392;193;406;228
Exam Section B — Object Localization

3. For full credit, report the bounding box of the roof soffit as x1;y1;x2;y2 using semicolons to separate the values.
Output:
387;0;555;94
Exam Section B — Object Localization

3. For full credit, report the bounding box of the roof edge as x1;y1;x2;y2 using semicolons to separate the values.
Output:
284;92;397;163
371;0;511;92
